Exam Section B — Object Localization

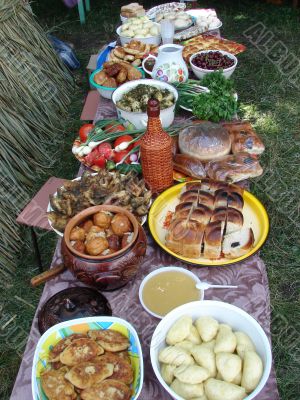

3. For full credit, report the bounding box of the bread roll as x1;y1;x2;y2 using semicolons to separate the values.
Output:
173;154;206;179
179;123;231;162
223;121;265;155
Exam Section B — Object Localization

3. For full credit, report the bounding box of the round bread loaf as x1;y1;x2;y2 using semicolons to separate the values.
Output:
179;122;231;161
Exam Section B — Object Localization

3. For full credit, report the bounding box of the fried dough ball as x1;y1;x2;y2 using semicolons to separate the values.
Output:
72;240;85;253
70;226;86;241
93;212;112;229
111;214;132;236
86;226;105;242
86;237;109;256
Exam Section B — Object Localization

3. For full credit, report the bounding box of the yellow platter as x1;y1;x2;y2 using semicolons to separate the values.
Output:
148;182;269;266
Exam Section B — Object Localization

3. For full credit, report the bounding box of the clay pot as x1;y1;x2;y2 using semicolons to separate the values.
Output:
62;205;147;291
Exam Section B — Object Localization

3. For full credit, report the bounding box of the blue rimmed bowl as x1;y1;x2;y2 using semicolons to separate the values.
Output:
90;67;145;99
32;316;144;400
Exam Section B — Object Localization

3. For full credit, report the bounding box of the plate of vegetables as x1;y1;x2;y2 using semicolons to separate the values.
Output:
174;71;238;123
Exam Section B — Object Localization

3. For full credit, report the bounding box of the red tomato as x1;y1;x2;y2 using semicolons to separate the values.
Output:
114;135;134;151
79;124;94;142
84;148;98;166
105;123;126;134
93;155;106;169
113;150;131;164
97;142;113;159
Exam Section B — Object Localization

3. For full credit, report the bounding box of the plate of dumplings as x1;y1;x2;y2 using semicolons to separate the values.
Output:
32;317;143;400
150;300;272;400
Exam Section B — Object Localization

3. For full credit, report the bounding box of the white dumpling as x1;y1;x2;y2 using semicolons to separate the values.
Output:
175;340;195;353
174;365;210;384
216;352;242;383
214;324;237;353
186;325;202;344
235;331;255;359
241;351;263;393
121;23;130;31
204;378;246;400
159;346;194;366
161;363;176;385
171;379;204;399
191;344;216;378
125;30;135;38
195;316;219;342
232;370;242;386
150;25;159;36
166;316;193;345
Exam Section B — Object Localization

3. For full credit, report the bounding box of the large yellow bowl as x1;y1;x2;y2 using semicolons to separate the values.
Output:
148;182;269;266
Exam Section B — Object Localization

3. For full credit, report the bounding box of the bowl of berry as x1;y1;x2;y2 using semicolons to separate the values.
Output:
190;50;238;79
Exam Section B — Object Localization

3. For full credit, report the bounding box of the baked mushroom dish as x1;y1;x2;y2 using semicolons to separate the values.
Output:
48;170;152;233
116;84;175;112
165;179;255;260
70;211;134;257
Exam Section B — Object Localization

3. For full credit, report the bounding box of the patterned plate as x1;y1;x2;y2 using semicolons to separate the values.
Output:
32;316;143;400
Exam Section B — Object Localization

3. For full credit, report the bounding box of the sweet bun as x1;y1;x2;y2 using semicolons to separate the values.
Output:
204;378;246;400
226;208;244;234
235;331;255;359
222;228;254;259
171;378;204;399
161;363;177;385
241;350;263;393
216;352;242;383
174;365;210;384
186;325;202;344
191;344;216;378
203;221;225;259
159;346;194;366
179;123;231;162
195;317;219;342
214;324;237;354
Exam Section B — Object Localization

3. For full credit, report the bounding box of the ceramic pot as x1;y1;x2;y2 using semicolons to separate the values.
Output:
61;205;147;291
142;44;188;83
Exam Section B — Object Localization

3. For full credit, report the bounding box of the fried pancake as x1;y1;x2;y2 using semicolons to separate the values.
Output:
49;334;88;362
65;361;114;389
97;352;134;384
60;338;104;366
41;368;76;400
81;379;132;400
88;329;130;352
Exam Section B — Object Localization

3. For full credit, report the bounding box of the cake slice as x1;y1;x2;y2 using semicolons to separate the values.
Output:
203;221;225;259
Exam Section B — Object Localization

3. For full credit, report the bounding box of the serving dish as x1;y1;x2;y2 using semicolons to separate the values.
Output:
90;65;145;100
32;316;143;400
190;50;238;79
148;182;269;266
139;266;204;319
47;171;152;236
116;23;161;46
150;300;272;400
61;205;147;291
112;79;178;129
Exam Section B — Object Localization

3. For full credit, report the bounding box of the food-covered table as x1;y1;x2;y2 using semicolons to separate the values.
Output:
10;97;279;400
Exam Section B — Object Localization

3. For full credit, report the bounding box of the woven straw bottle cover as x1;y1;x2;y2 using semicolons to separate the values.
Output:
140;99;174;194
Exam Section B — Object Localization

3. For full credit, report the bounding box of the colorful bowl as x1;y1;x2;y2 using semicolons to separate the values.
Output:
90;67;145;99
32;316;144;400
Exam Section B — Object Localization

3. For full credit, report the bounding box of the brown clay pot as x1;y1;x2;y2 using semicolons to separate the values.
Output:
61;205;147;291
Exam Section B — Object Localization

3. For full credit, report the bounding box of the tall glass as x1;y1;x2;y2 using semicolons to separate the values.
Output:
160;20;175;45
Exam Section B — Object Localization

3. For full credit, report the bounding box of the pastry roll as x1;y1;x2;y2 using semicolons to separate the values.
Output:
223;121;265;155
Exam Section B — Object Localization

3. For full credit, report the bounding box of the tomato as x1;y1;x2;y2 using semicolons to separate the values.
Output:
79;124;94;142
114;135;134;151
93;155;106;169
84;148;98;166
97;142;113;159
105;123;126;134
113;150;131;164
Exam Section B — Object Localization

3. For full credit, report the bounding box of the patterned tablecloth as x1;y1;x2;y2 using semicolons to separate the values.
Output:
10;98;279;400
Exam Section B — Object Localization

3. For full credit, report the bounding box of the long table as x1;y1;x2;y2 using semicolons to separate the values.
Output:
10;97;280;400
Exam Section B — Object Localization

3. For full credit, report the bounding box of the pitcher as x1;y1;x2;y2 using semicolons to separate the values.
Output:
142;44;189;83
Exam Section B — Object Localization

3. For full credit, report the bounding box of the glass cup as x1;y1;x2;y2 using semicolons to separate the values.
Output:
160;20;175;45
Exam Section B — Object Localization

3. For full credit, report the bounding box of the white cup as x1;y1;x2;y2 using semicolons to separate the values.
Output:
160;20;175;44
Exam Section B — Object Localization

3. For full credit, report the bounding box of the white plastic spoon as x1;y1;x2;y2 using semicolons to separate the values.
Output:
196;282;238;291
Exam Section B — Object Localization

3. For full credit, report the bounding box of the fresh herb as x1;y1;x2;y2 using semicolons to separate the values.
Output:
116;163;142;174
175;72;238;122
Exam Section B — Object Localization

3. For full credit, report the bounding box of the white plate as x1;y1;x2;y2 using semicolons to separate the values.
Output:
47;174;150;237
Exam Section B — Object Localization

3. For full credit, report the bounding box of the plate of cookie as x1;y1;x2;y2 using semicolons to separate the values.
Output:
148;179;269;266
32;316;143;400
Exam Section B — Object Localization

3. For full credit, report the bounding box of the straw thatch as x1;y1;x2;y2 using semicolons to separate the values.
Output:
0;0;74;278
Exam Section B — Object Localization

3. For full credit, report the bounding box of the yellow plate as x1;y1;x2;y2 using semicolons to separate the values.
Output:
148;182;269;266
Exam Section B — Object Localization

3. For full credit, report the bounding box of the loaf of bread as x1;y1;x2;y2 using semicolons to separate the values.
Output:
206;153;263;183
165;179;254;260
178;122;231;162
222;227;254;258
121;3;145;17
223;121;265;155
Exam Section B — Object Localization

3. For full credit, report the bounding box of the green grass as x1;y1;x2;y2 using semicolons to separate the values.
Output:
0;0;299;399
